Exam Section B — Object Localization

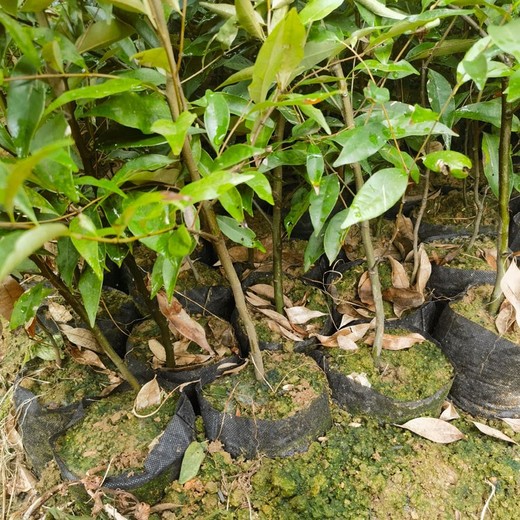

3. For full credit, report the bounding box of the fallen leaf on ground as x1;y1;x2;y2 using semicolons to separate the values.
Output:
179;441;206;485
59;324;101;352
48;301;73;323
387;256;410;289
0;276;24;321
415;244;432;296
347;372;371;387
316;322;372;348
134;378;162;411
495;300;516;335
440;401;460;421
483;248;497;270
500;261;520;328
254;306;293;331
473;421;518;444
365;332;425;351
285;306;327;325
501;418;520;432
246;292;272;307
69;346;106;369
358;271;374;305
395;417;465;444
382;287;425;312
148;338;167;363
248;284;292;307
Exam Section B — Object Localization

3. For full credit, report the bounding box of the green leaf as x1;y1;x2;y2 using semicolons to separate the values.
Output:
179;441;206;485
356;59;419;80
7;58;46;157
423;150;472;179
455;99;520;132
168;225;194;258
151;112;197;155
57;237;80;288
219;66;254;88
180;171;255;204
245;170;273;205
364;82;390;104
482;132;500;198
70;214;103;279
506;68;520;103
488;18;520;62
306;145;324;189
163;255;182;300
10;283;52;329
284;187;310;237
79;266;102;327
42;40;64;73
216;215;265;250
379;145;420;183
304;228;325;272
219;186;245;222
0;11;40;67
299;103;331;135
299;0;343;25
333;122;389;167
341;168;409;229
309;175;340;236
21;0;54;11
76;176;126;197
112;155;175;186
76;19;135;53
0;224;68;282
83;91;171;134
132;47;170;71
105;0;151;15
204;92;230;151
213;144;263;170
249;9;306;103
235;0;264;40
324;209;349;263
427;69;455;125
457;36;492;91
44;78;143;117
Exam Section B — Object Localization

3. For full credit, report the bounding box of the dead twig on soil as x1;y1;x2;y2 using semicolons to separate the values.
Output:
480;478;497;520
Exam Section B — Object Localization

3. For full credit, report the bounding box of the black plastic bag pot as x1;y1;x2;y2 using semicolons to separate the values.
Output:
427;264;496;299
433;304;520;418
197;357;332;459
311;328;453;423
51;389;195;501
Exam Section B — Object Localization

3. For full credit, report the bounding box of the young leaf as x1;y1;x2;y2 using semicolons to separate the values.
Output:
218;186;245;222
245;171;274;205
204;92;230;151
213;145;263;171
76;19;135;53
324;209;349;263
488;18;520;62
10;283;52;329
70;214;103;279
482;132;500;198
249;8;305;103
179;441;206;485
235;0;264;40
299;0;343;25
180;171;255;204
78;266;102;328
309;174;340;236
0;11;40;67
306;144;324;190
341;168;408;229
0;224;68;282
396;417;465;444
151;112;197;155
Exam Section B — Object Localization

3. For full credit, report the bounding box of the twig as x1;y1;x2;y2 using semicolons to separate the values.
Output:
480;478;496;520
22;482;79;519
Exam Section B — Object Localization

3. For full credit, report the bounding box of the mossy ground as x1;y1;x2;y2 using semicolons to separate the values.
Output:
425;235;496;270
325;335;453;401
202;351;326;420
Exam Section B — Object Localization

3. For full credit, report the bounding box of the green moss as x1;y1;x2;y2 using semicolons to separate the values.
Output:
55;390;178;478
327;334;453;401
425;235;496;270
176;262;228;291
202;351;327;420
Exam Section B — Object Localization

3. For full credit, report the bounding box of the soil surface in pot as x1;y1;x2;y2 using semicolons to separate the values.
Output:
326;333;453;401
202;351;327;420
54;390;178;478
425;235;496;270
452;284;520;343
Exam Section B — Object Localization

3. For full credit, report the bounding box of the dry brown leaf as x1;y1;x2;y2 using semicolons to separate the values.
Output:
358;271;373;305
394;214;414;257
387;256;410;289
59;324;101;352
48;301;73;323
285;306;327;325
473;421;518;444
134;378;162;411
347;372;371;387
501;418;520;432
248;284;292;307
69;346;107;369
12;465;37;494
500;261;520;328
246;292;272;307
337;336;359;351
337;301;362;319
440;401;460;421
156;292;215;355
382;287;424;314
316;322;371;348
495;300;516;335
483;248;497;270
396;417;465;444
0;276;23;321
254;306;293;331
148;339;167;363
365;332;425;351
415;244;432;296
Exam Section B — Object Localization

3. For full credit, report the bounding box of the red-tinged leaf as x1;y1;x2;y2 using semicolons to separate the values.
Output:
500;261;520;328
148;338;166;363
69;346;107;369
156;292;215;355
387;256;410;289
501;418;520;432
440;401;460;421
396;417;465;444
0;276;23;321
358;271;373;305
285;306;327;325
59;324;101;352
473;421;518;444
134;378;162;412
415;244;432;296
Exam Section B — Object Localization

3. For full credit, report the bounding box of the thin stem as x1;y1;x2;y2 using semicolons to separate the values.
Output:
148;0;265;380
411;168;430;284
31;255;140;391
489;78;512;314
272;114;286;315
332;61;385;362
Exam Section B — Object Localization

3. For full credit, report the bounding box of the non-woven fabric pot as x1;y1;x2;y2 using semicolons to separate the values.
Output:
433;303;520;418
197;356;332;459
311;328;453;423
51;389;196;500
427;264;496;299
